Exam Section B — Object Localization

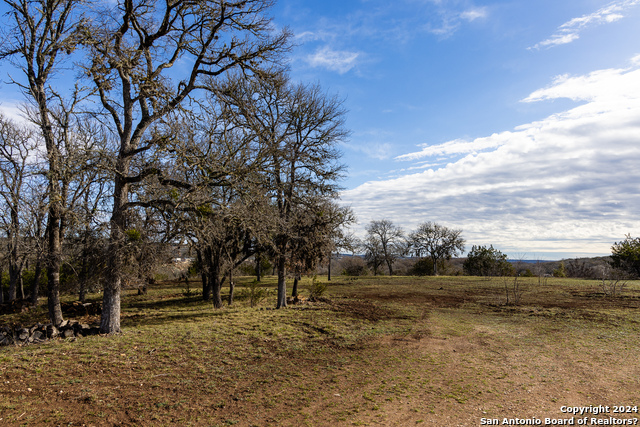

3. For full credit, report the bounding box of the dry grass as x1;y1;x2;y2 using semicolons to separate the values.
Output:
1;275;640;426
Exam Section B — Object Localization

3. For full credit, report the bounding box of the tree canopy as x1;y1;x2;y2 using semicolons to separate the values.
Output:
463;245;513;277
610;234;640;278
409;222;465;276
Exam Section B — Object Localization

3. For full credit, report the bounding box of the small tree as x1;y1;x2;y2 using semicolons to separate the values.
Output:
364;219;405;276
600;264;629;297
221;72;348;308
552;261;566;278
610;235;640;278
360;235;385;276
463;245;512;278
409;222;465;276
0;114;36;301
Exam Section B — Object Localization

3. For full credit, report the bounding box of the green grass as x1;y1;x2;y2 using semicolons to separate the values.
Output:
1;275;640;426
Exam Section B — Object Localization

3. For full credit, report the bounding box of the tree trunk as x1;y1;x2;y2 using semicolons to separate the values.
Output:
30;259;42;305
0;266;4;304
201;272;210;300
101;216;123;333
8;264;18;301
228;269;234;306
101;280;121;332
255;254;261;282
78;239;89;303
386;259;394;276
100;173;128;334
79;260;88;303
197;250;211;300
327;252;332;281
17;273;24;300
47;213;64;325
276;255;287;308
210;263;223;309
292;273;299;298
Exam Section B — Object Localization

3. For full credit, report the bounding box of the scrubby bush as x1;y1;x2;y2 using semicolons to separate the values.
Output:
610;235;640;278
309;275;327;299
409;258;435;276
339;256;368;276
238;280;272;307
463;245;513;277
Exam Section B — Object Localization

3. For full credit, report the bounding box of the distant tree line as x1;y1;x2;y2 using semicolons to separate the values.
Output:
356;219;465;276
348;219;632;282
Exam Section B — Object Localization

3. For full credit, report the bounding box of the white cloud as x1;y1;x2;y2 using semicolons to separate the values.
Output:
529;0;640;50
294;31;319;42
395;136;507;161
341;60;640;258
305;46;360;74
460;7;488;22
346;131;395;160
0;101;28;124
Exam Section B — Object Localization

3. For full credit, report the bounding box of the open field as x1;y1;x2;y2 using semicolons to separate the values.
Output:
1;275;640;426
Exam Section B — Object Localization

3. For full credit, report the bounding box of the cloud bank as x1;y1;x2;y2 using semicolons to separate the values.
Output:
341;59;640;259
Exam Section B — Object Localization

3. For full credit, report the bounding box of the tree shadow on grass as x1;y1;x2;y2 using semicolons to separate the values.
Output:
120;292;261;328
123;294;206;311
120;309;227;328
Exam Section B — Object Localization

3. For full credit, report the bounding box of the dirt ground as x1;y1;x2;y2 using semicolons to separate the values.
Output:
1;277;640;426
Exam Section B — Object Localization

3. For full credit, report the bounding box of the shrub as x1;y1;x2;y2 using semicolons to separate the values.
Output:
463;245;513;277
238;280;271;307
409;258;434;276
340;257;368;276
309;275;327;300
610;235;640;278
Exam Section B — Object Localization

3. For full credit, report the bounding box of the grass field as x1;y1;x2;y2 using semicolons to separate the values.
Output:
1;275;640;426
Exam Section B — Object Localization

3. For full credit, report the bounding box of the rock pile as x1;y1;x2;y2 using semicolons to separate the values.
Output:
61;301;101;316
0;299;33;315
0;320;101;347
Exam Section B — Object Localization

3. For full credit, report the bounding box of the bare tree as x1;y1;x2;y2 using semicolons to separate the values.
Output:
216;70;348;308
183;191;264;309
326;207;356;281
360;235;385;276
0;114;37;301
81;0;289;333
409;221;465;276
365;219;405;276
267;80;348;307
1;0;89;324
23;176;49;305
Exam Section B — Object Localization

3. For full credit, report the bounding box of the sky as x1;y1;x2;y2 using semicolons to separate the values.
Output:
270;0;640;260
1;1;640;260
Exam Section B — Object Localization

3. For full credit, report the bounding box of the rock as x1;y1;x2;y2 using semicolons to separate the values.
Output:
62;328;75;339
18;328;29;342
46;324;59;339
31;331;45;343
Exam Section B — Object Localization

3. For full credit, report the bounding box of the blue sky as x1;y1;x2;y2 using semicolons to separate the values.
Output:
1;1;640;260
271;0;640;259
